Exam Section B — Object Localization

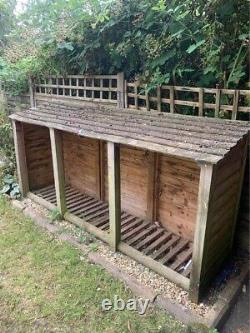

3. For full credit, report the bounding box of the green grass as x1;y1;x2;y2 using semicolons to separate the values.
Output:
0;196;218;333
0;197;185;333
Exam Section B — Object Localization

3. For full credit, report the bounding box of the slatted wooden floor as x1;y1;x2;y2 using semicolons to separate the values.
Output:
33;184;193;278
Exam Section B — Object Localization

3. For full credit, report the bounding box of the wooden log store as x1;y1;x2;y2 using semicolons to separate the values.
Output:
10;101;249;303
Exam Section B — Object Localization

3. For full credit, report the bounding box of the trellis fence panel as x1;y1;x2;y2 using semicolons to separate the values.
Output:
126;82;250;120
33;73;125;108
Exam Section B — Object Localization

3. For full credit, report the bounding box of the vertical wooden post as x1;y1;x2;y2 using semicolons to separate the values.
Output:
117;72;125;108
157;86;161;112
28;76;35;108
189;162;215;303
107;141;121;251
198;88;204;117
97;140;105;201
12;121;29;196
214;85;221;118
134;83;139;110
232;90;239;120
169;86;174;113
124;80;128;108
147;152;159;221
49;128;67;215
145;89;150;111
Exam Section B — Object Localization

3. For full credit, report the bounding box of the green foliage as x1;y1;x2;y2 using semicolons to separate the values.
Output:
0;107;15;175
78;231;95;245
0;174;21;199
0;0;248;94
49;208;63;222
89;242;99;252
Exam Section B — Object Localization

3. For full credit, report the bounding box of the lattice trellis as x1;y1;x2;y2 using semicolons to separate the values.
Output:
34;74;125;107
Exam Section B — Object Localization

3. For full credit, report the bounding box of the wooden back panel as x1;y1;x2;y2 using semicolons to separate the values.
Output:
157;155;200;240
104;145;149;219
62;132;100;198
23;123;54;190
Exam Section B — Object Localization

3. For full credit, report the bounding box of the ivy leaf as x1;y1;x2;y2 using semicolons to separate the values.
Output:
3;175;14;184
186;40;205;54
57;42;74;51
1;185;11;194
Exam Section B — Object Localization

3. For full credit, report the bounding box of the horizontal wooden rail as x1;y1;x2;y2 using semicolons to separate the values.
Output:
34;73;125;107
126;82;250;119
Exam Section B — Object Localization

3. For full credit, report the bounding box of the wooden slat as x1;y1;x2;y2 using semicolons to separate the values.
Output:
146;152;159;221
170;247;193;271
67;195;92;209
12;121;29;196
49;128;67;215
135;228;164;251
73;199;99;215
86;207;109;221
121;218;142;234
151;235;180;260
169;86;174;113
189;163;215;303
122;220;148;242
232;90;239;120
108;142;121;251
126;224;156;246
157;86;161;112
70;198;96;214
214;87;221;118
160;239;189;265
198;88;204;117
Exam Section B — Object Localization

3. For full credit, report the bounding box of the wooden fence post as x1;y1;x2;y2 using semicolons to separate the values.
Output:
12;121;29;196
28;76;35;108
117;72;125;108
49;128;67;215
198;88;204;117
107;141;121;251
189;162;215;303
169;86;174;113
214;85;221;118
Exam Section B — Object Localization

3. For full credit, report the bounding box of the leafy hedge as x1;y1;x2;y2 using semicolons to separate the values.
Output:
0;0;249;95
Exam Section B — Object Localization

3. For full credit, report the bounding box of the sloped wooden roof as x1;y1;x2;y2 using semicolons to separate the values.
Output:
10;101;249;164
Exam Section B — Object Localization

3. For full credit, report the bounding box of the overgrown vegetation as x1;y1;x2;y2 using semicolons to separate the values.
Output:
0;196;219;333
0;93;16;195
0;0;249;95
0;173;20;198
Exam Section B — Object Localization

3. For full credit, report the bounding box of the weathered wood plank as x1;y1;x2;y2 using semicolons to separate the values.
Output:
146;152;159;221
107;142;121;251
12;121;29;196
49;128;67;215
189;163;215;303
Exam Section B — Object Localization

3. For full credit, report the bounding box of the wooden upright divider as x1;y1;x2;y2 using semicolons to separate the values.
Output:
147;152;159;221
49;128;67;215
107;141;121;251
12;120;29;196
189;163;215;303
